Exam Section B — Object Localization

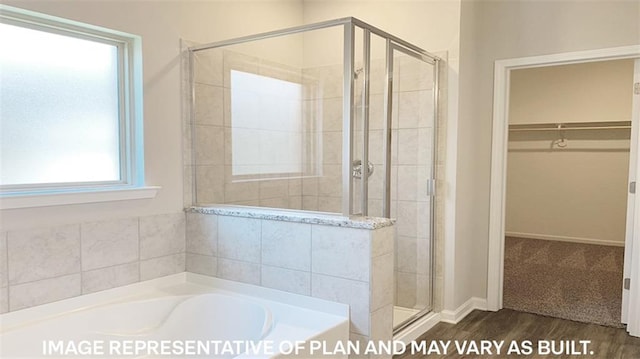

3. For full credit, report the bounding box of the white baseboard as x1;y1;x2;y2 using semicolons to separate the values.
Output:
506;231;625;247
394;312;441;344
440;297;488;324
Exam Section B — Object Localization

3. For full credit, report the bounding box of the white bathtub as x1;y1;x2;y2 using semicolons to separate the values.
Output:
0;273;349;358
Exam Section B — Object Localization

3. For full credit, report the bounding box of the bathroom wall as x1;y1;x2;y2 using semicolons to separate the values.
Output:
0;0;303;311
185;210;395;351
0;0;303;231
0;213;185;313
456;0;640;309
506;60;634;245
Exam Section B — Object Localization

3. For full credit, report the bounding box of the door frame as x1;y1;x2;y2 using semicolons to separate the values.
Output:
487;45;640;334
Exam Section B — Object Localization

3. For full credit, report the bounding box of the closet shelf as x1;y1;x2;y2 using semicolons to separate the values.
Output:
509;121;631;132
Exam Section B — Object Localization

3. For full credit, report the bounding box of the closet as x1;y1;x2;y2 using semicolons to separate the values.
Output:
503;59;635;327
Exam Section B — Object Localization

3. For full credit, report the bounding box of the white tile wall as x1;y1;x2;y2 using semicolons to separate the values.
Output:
0;232;8;288
2;212;187;313
217;258;261;285
261;265;310;296
140;213;186;260
82;262;139;294
8;225;80;285
81;218;138;271
185;253;217;276
218;216;261;262
140;253;186;281
261;221;311;271
311;225;370;282
311;273;370;335
10;273;81;311
186;212;218;255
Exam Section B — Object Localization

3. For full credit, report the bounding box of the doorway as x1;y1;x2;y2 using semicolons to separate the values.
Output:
487;45;640;337
503;59;633;327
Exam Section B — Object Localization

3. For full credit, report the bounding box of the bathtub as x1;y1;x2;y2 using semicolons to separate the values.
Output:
0;273;349;358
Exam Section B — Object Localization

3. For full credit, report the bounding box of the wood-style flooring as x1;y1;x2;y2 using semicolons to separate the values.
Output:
394;309;640;358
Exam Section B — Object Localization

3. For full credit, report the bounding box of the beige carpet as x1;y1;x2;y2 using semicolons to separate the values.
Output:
503;236;624;328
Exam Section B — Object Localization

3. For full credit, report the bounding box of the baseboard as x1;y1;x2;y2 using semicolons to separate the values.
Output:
394;312;441;344
506;231;625;247
440;297;488;324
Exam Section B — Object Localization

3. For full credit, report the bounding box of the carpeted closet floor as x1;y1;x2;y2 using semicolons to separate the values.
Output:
503;236;625;328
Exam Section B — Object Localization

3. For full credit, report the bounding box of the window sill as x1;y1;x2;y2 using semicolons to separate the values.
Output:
0;186;161;210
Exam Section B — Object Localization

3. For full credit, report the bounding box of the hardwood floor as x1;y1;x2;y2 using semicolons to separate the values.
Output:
394;309;640;358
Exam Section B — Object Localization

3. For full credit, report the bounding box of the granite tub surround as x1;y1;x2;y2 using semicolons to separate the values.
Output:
188;205;395;229
185;209;396;357
2;212;186;313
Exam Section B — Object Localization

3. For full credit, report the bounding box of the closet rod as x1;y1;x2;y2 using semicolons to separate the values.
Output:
509;121;631;132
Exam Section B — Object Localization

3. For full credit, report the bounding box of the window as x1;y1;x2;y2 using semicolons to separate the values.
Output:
230;70;304;178
0;6;153;207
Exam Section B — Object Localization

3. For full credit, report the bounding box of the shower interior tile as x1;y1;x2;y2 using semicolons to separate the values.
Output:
397;57;433;92
417;201;432;239
183;165;194;207
139;213;186;260
186;212;218;256
302;177;318;196
259;179;288;200
288;196;302;210
195;165;225;204
321;97;342;131
193;49;223;86
418;127;433;165
396;236;418;273
416;236;431;276
140;253;185;281
194;83;224;126
318;164;341;197
317;196;341;214
223;51;259;88
396;271;417;309
8;225;80;285
186;253;217;277
321;131;342;165
259;197;289;209
302;196;318;211
288;178;302;196
396;201;417;238
397;165;419;201
397;129;419;165
223;180;259;203
194;125;224;165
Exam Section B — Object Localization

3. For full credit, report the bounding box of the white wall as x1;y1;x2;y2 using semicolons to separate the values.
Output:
0;0;303;231
457;0;640;308
506;60;634;245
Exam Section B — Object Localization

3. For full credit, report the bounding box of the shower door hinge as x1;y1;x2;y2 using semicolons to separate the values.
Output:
624;278;631;290
630;182;636;194
426;178;436;197
634;82;640;95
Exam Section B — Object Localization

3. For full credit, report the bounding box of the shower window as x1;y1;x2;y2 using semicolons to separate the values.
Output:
0;5;145;202
229;70;304;179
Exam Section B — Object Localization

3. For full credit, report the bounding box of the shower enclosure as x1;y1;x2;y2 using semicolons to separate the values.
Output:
186;17;440;332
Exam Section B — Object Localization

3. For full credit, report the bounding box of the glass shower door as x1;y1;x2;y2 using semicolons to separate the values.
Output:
367;44;437;330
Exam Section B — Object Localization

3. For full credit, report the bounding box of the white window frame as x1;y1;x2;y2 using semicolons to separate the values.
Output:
0;5;158;209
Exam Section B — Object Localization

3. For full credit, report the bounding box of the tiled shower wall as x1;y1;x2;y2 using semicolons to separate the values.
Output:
185;210;395;353
0;212;186;313
189;49;311;209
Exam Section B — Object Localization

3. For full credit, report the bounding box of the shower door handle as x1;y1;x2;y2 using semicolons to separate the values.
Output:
352;160;374;179
426;178;436;197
